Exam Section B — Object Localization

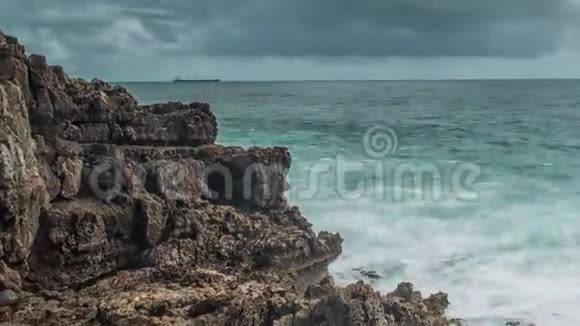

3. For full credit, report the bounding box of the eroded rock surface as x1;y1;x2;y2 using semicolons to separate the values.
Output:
0;31;454;325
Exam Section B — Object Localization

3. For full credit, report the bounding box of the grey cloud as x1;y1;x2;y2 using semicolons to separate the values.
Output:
1;0;578;58
1;0;579;79
194;0;575;57
105;0;577;57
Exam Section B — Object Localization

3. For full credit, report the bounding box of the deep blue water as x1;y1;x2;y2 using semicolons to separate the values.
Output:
123;80;580;325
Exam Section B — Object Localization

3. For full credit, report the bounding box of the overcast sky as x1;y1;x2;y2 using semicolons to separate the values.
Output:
1;0;579;81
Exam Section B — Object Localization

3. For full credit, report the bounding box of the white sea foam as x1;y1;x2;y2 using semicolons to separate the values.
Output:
302;185;580;325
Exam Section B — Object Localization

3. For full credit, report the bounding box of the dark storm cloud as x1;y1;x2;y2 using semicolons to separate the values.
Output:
1;0;578;58
0;0;578;75
188;0;576;57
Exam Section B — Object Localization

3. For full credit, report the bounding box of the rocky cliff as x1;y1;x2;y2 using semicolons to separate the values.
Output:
0;31;454;325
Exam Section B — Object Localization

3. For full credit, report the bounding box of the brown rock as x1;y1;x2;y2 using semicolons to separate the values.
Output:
27;199;138;289
0;48;16;81
37;159;61;200
144;159;207;200
204;146;291;208
0;261;21;290
135;194;166;246
382;282;450;326
0;71;49;272
55;156;83;199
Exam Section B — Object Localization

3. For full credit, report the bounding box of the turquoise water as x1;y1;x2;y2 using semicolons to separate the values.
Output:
124;80;580;325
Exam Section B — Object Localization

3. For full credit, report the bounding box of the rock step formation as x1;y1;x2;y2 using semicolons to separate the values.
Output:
0;30;453;325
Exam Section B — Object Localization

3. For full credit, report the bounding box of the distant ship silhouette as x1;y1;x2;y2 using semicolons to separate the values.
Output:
173;77;220;83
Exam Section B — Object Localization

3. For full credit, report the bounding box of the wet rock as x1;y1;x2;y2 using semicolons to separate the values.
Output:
354;268;382;280
505;321;536;326
391;282;416;301
296;280;393;326
382;282;449;326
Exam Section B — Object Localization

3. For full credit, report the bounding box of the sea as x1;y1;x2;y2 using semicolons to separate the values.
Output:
122;80;580;325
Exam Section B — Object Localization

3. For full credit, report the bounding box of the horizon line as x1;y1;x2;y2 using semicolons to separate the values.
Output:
111;77;580;83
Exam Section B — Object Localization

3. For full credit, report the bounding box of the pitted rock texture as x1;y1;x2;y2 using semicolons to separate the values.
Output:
0;31;454;325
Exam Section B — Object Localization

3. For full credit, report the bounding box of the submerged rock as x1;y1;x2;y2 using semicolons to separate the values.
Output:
353;267;383;280
0;30;454;325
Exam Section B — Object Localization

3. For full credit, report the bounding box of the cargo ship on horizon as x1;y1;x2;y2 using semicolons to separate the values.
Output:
173;77;220;83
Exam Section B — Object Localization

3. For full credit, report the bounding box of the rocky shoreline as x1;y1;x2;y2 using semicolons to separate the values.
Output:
1;31;455;325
